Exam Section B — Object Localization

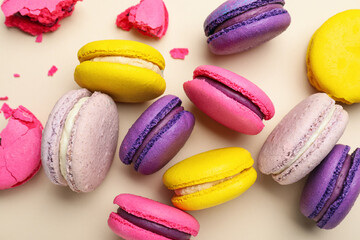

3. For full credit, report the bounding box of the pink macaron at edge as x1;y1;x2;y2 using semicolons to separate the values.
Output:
193;65;275;120
114;194;200;236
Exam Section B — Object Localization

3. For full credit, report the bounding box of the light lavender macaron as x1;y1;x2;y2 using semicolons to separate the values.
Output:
41;89;119;192
258;93;348;185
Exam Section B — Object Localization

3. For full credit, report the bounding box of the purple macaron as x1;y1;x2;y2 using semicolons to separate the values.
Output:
204;0;291;55
300;144;360;229
119;95;195;175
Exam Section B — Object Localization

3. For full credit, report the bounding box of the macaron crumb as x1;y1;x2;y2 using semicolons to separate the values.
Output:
35;33;43;43
170;48;189;60
0;96;9;101
48;65;58;76
13;73;20;78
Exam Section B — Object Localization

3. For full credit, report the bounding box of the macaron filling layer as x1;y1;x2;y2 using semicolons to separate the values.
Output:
132;107;184;171
116;207;191;240
174;170;246;196
213;3;284;34
197;76;264;119
123;97;182;165
90;56;163;76
59;97;89;180
273;105;336;175
312;154;352;222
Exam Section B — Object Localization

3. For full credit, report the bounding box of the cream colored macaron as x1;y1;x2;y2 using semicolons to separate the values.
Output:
74;40;166;103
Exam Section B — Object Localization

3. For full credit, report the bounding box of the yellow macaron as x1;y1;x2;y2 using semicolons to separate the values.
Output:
163;147;257;211
306;10;360;104
74;40;166;103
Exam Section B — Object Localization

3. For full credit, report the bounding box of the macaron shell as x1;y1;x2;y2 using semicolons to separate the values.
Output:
41;88;92;186
306;10;360;104
77;40;165;69
65;92;119;192
113;194;200;236
171;167;257;210
208;11;291;55
108;212;170;240
74;61;165;103
136;111;195;175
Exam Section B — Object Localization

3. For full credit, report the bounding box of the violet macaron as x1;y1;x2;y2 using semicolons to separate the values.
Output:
119;95;195;175
108;193;200;240
204;0;291;55
183;65;274;135
41;89;119;192
258;93;348;185
300;144;360;229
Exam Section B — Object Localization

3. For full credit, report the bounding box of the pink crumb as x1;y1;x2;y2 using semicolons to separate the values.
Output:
169;48;189;60
13;73;20;78
35;33;43;42
0;96;9;101
48;65;58;76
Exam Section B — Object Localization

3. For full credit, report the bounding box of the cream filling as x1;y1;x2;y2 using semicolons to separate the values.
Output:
59;97;89;180
91;56;163;77
174;174;238;196
274;105;336;175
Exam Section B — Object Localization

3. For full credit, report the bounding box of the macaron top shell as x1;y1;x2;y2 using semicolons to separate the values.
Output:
306;10;360;104
41;88;91;186
113;194;200;236
77;40;165;70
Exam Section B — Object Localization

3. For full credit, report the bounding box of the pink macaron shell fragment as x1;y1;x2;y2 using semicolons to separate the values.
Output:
170;48;189;60
193;65;275;120
13;73;20;78
114;194;200;236
0;96;9;101
0;103;43;190
35;33;43;43
116;0;169;39
48;65;58;76
1;0;63;17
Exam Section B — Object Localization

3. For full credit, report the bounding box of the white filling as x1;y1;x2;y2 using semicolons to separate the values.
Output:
59;97;89;180
274;105;336;175
91;56;163;77
174;174;236;196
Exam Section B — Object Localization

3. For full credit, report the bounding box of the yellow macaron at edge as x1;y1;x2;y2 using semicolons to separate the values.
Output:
306;9;360;104
77;40;165;70
171;167;257;211
163;147;253;190
74;61;165;103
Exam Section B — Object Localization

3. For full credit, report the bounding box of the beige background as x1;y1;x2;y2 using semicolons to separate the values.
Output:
1;0;360;239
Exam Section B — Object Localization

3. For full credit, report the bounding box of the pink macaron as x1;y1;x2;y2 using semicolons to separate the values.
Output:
108;193;200;240
183;65;275;135
41;89;119;192
0;103;43;190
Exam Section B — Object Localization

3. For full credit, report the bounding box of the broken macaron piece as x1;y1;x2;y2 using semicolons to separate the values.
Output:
1;0;82;36
108;193;200;240
116;0;168;39
74;40;166;103
0;103;43;190
300;144;360;229
163;147;257;210
183;65;274;134
204;0;291;55
258;93;349;185
41;89;119;192
119;95;195;175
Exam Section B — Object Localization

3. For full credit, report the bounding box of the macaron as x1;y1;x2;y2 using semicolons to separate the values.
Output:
183;65;275;135
1;0;81;35
163;147;257;211
119;95;195;175
300;144;360;229
258;93;348;185
0;103;43;190
108;193;200;240
306;10;360;104
41;89;119;192
204;0;291;55
74;40;166;103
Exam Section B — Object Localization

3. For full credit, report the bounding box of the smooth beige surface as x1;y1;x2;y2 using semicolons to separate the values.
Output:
1;0;360;239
